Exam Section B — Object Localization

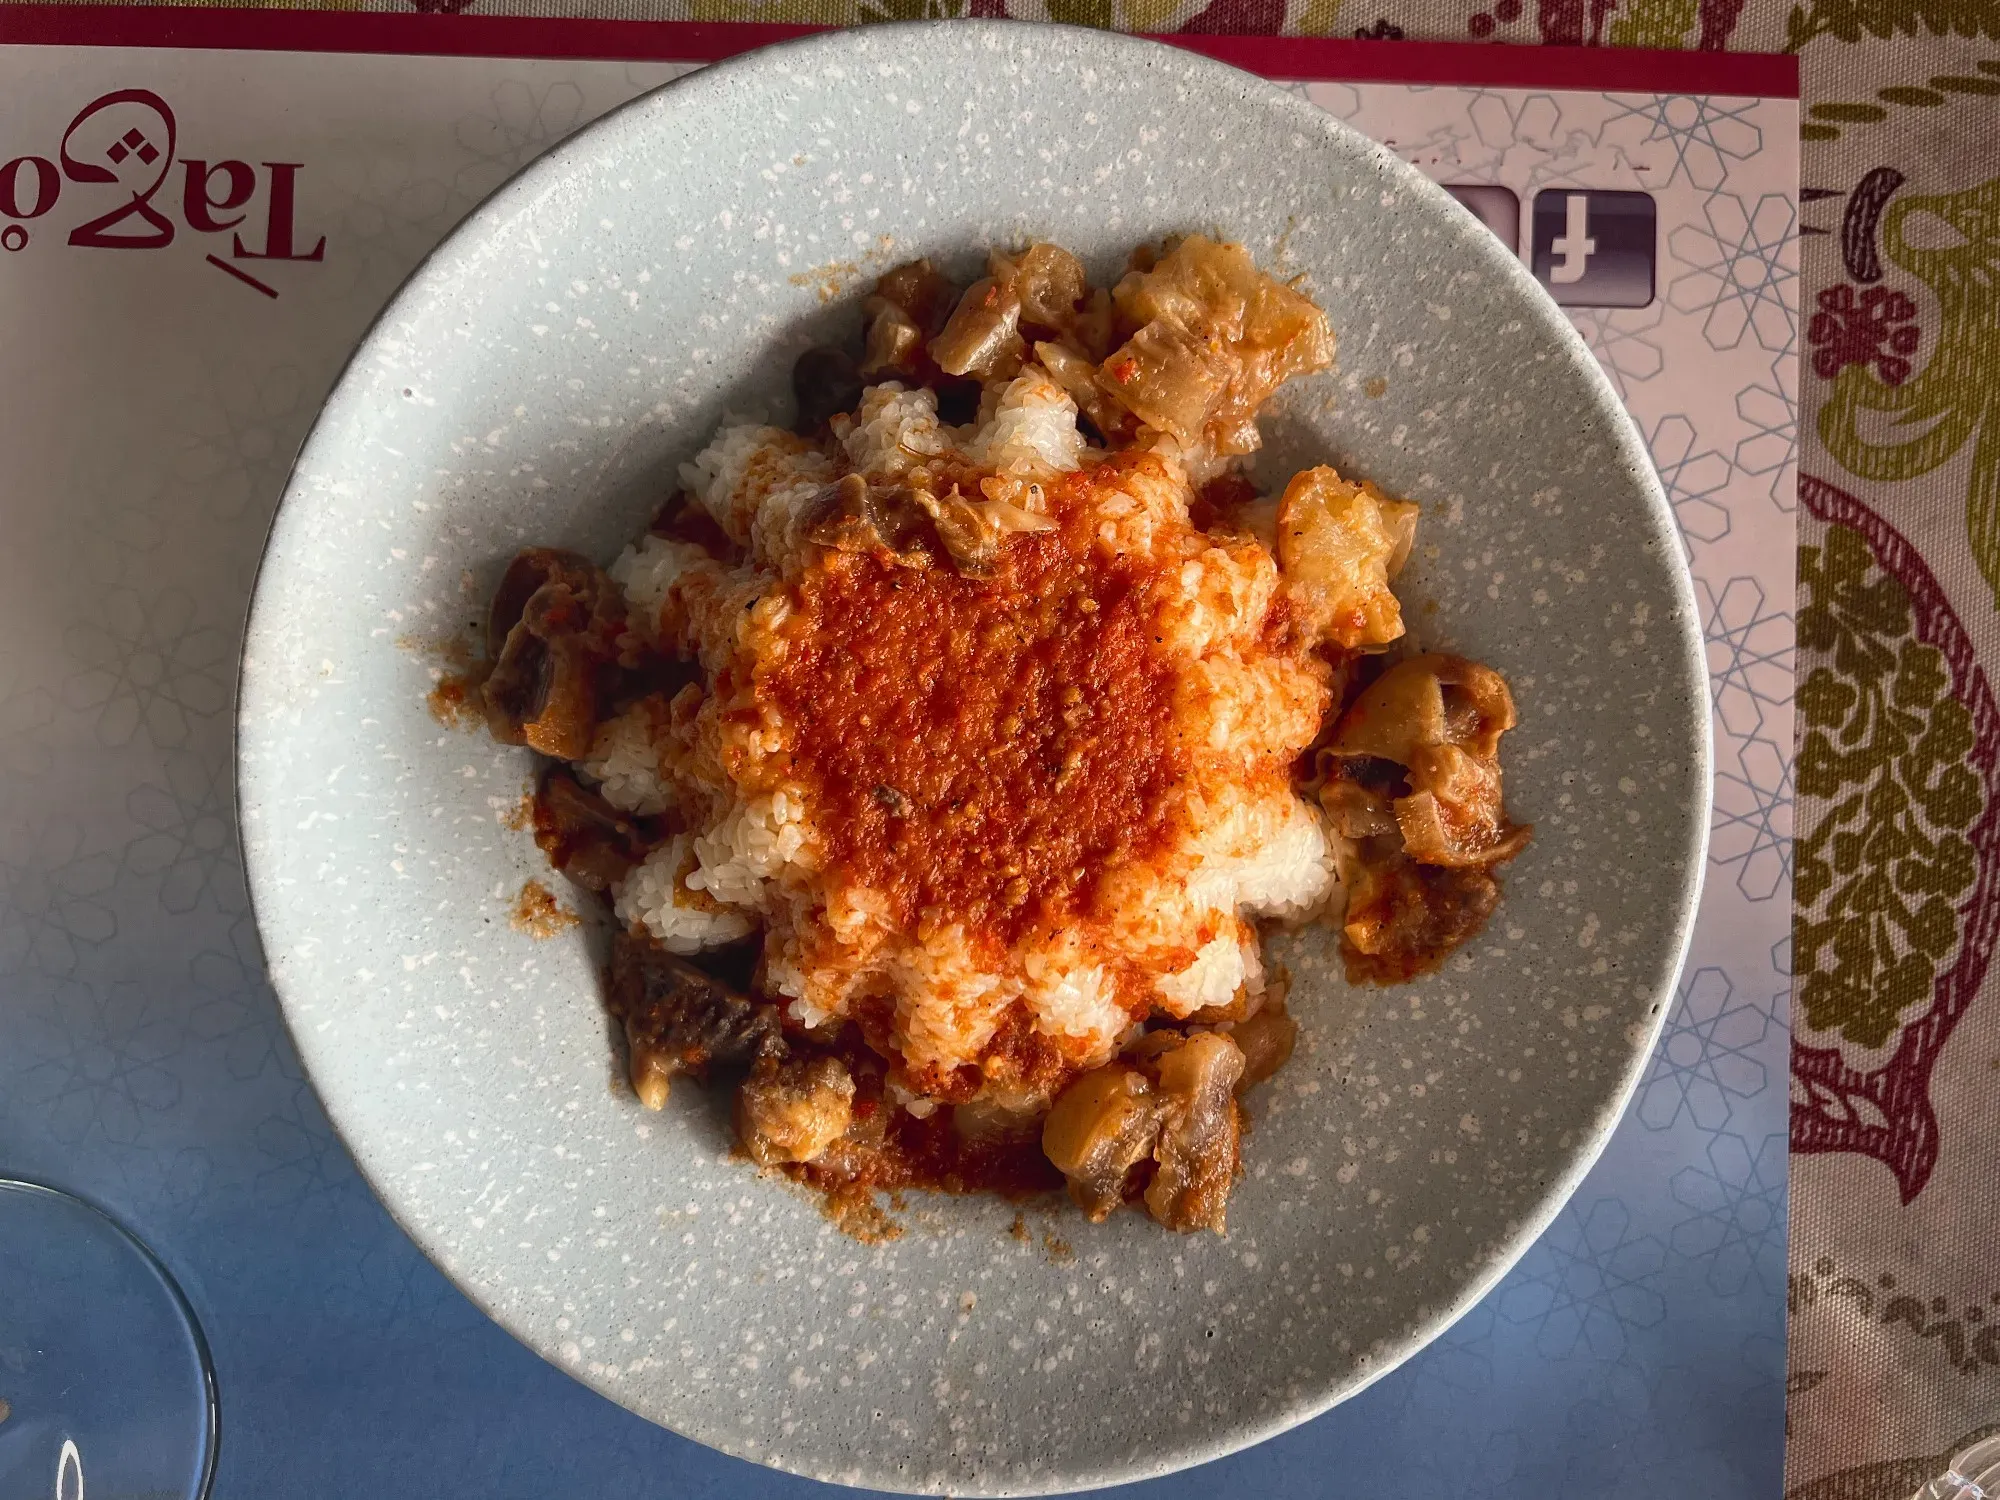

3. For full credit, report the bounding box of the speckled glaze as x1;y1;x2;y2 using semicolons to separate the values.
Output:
239;23;1707;1495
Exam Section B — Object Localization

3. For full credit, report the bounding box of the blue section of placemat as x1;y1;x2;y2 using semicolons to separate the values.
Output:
2;974;1787;1497
0;50;1791;1500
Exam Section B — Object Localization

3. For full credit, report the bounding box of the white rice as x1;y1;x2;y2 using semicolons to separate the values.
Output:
1164;538;1281;658
610;535;712;637
679;422;772;521
1155;926;1262;1019
1020;947;1129;1044
751;478;839;573
614;836;756;954
605;379;1336;1091
685;790;812;908
1087;446;1196;561
838;384;949;477
576;704;671;816
890;927;1012;1076
1186;791;1337;922
680;424;833;545
758;923;815;1009
1234;495;1281;554
964;368;1087;475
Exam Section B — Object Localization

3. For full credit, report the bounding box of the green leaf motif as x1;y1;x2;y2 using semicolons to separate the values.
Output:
1818;177;2000;608
1795;526;1980;1051
1045;0;1116;23
1607;0;1699;47
689;0;858;19
859;0;965;19
1786;0;2000;46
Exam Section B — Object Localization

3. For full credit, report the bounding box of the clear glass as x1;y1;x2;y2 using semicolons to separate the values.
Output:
0;1180;217;1500
1913;1434;2000;1500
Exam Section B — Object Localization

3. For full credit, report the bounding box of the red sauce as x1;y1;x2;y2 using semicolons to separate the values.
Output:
1342;856;1503;984
509;879;579;939
760;458;1192;955
772;1025;1066;1217
791;1109;1063;1201
426;673;480;729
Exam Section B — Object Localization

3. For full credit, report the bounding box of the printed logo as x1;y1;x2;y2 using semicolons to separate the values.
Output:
1;88;324;297
1528;189;1655;308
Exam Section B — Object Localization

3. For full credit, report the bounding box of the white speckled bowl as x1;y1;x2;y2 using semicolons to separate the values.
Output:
239;23;1706;1495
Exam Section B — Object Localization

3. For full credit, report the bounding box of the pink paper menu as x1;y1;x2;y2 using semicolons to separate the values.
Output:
0;18;1797;1497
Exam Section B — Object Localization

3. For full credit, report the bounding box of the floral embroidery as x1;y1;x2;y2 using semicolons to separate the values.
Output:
1795;523;1976;1051
1809;284;1921;385
1793;480;2000;1205
1817;177;2000;607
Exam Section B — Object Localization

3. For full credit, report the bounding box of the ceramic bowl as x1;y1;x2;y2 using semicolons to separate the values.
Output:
239;22;1707;1494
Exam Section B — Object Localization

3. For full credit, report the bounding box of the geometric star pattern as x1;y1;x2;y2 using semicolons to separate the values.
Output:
1597;93;1765;192
0;668;57;780
1649;412;1735;553
1497;1198;1669;1360
0;817;119;977
1702;575;1793;742
1636;966;1775;1132
124;748;245;917
1666;191;1798;358
1732;380;1797;515
60;588;233;751
188;913;296;1085
254;1074;363;1216
1714;734;1793;902
1669;1131;1787;1299
55;433;173;593
170;358;314;529
11;973;186;1148
1568;302;1669;404
1464;89;1606;199
1467;89;1566;153
454;78;594;205
1698;575;1794;902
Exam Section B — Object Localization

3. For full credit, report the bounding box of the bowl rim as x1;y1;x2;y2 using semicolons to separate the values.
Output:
237;20;1711;1493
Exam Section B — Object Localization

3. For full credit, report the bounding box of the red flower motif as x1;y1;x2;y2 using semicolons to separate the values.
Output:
1180;0;1286;32
1808;283;1921;387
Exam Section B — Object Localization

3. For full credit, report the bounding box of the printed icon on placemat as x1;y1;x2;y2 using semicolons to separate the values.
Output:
1529;189;1656;307
1443;184;1521;255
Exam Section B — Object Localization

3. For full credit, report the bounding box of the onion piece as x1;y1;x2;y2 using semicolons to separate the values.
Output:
931;276;1025;380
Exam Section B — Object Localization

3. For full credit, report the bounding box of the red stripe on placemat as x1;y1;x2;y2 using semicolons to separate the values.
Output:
0;5;1799;98
0;8;820;59
1178;31;1796;93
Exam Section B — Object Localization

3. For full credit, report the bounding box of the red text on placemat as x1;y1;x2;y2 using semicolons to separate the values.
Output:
1;88;323;297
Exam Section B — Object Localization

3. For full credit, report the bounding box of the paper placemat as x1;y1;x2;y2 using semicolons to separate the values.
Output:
0;30;1796;1496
